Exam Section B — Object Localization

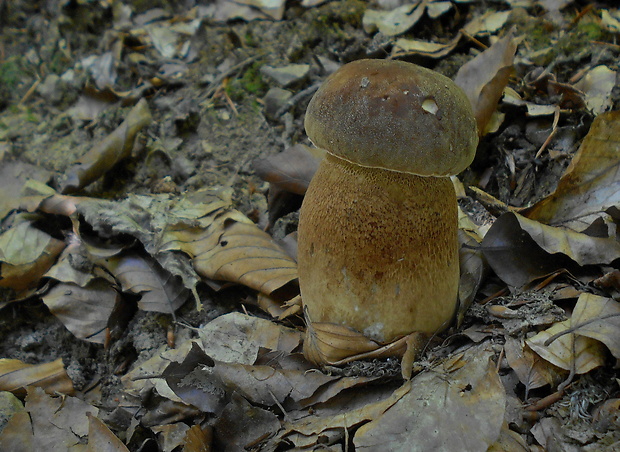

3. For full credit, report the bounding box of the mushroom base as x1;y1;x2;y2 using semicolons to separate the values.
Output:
298;153;459;344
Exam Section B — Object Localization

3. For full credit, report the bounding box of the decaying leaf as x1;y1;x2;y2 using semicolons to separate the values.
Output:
454;28;518;135
272;380;410;447
196;312;302;364
103;252;188;313
213;393;280;451
524;111;620;231
363;1;428;37
456;218;488;326
181;424;213;452
574;65;617;115
42;279;120;344
570;293;620;359
25;386;97;449
391;10;510;59
0;219;66;292
57;99;152;194
0;358;75;396
526;320;606;374
0;410;33;450
87;413;130;452
0;161;51;220
504;337;566;392
252;143;321;196
353;344;505;451
166;209;298;297
482;212;620;287
122;339;197;405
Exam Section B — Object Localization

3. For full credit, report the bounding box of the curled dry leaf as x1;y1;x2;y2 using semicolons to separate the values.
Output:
363;2;427;37
574;65;617;115
57;98;152;194
454;28;518;136
0;358;74;396
526;320;606;374
273;380;411;445
570;293;620;359
303;318;409;366
482;212;620;287
504;337;567;393
524;111;620;231
0;219;66;292
353;344;505;451
42;279;120;344
252;143;320;196
168;209;298;297
456;226;488;327
103;252;188;313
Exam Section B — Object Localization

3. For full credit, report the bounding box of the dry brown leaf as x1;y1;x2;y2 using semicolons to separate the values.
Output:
0;161;51;220
454;28;518;135
252;143;320;196
514;212;620;266
57;98;152;194
151;423;191;452
182;424;213;452
504;337;566;392
353;344;505;451
196;312;302;364
363;1;427;36
277;380;410;440
482;212;620;287
0;358;75;396
213;393;280;451
488;422;530;452
524;111;620;231
303;320;382;365
122;340;196;405
103;252;188;313
574;65;617;115
42;279;120;344
392;34;461;59
570;293;620;358
25;386;98;449
168;210;298;296
526;320;606;374
457;227;488;327
87;413;129;452
0;410;34;451
0;219;66;292
212;361;337;406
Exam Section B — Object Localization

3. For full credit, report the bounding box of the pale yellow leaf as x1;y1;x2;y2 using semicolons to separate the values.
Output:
526;320;606;373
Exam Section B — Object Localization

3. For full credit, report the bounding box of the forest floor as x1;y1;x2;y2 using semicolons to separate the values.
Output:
1;0;620;451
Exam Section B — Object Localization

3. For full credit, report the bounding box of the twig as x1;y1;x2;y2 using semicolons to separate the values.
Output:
275;81;322;118
203;54;263;99
535;105;560;158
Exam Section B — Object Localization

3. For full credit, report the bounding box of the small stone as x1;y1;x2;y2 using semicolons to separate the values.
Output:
262;87;293;120
259;64;310;88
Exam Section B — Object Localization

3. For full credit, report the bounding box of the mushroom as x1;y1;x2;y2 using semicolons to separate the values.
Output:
298;59;478;365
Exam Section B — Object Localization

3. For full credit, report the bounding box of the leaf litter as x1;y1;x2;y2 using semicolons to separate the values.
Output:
1;0;620;451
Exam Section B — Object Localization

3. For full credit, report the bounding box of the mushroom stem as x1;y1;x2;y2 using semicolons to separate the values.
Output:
298;153;459;344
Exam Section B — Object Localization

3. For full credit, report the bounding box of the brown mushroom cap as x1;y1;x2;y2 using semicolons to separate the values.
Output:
304;59;478;176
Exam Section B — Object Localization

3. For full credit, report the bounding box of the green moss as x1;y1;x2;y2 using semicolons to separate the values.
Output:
225;62;268;101
0;58;21;90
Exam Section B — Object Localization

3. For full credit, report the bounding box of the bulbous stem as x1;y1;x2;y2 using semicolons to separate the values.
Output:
298;153;459;343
